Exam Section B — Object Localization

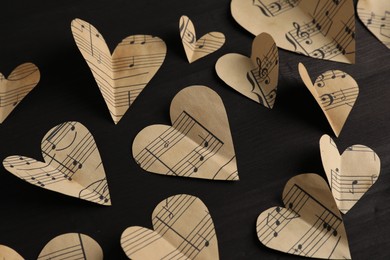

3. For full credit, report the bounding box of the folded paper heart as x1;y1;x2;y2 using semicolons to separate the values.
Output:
256;174;351;259
320;134;380;214
216;32;278;108
121;194;219;259
132;86;239;180
71;18;167;124
179;15;225;63
0;245;23;259
0;63;40;123
358;0;390;49
298;63;359;137
231;0;356;63
3;121;111;205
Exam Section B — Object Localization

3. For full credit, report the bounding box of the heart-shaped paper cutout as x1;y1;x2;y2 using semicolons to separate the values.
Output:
38;233;103;259
231;0;356;63
0;245;24;259
256;174;351;259
71;18;167;124
3;121;111;205
216;32;278;108
0;63;40;123
358;0;390;49
121;194;219;259
179;15;225;63
298;63;359;137
320;134;380;214
132;86;238;181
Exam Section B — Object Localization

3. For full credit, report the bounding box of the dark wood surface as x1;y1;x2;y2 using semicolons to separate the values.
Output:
0;0;389;259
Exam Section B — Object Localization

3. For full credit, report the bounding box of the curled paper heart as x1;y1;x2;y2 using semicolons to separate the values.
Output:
231;0;355;63
298;63;358;137
3;121;111;205
121;194;219;259
0;63;40;123
0;245;23;259
256;174;351;259
132;86;239;181
216;32;278;108
71;18;167;124
320;134;380;214
179;15;225;63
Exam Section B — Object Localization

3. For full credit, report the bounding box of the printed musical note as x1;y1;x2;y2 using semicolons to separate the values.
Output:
121;194;219;259
3;121;112;205
252;0;301;17
71;18;166;124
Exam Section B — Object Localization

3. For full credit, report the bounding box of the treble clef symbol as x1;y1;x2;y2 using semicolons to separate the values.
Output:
292;22;313;45
256;57;270;85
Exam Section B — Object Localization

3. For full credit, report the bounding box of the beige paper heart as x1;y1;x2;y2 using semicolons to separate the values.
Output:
132;86;238;181
298;63;358;137
38;233;103;259
358;0;390;49
179;15;225;63
256;174;351;259
71;18;167;124
231;0;355;63
216;32;278;108
0;63;40;123
3;121;111;205
320;134;380;214
0;245;24;259
121;194;219;260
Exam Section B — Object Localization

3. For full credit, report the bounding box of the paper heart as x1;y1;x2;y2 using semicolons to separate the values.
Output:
358;0;390;49
132;86;238;181
320;134;380;214
121;194;219;259
256;174;351;259
3;121;111;205
71;18;167;124
38;233;103;259
0;63;40;123
298;63;359;137
231;0;355;63
179;15;225;63
0;245;23;259
216;32;278;108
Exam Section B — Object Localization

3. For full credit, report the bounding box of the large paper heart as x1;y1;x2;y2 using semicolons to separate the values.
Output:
0;245;24;259
121;194;219;259
256;174;351;259
132;86;238;181
179;15;225;63
71;18;167;124
298;63;359;137
231;0;355;63
358;0;390;49
0;63;40;123
38;233;103;259
216;32;278;108
320;134;380;214
3;121;111;205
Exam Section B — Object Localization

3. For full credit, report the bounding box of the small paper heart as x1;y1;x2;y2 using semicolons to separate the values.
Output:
179;15;225;63
320;134;380;214
121;194;219;259
3;121;112;205
0;63;40;123
132;86;239;181
216;32;278;108
0;245;24;259
256;174;351;259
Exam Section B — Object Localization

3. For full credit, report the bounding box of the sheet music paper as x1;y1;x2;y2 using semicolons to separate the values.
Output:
231;0;355;63
3;121;112;206
121;194;219;260
216;32;278;108
179;15;225;63
0;245;24;259
358;0;390;49
256;174;351;259
132;86;238;181
298;63;359;137
71;18;167;124
37;233;103;260
320;134;381;214
0;63;40;123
